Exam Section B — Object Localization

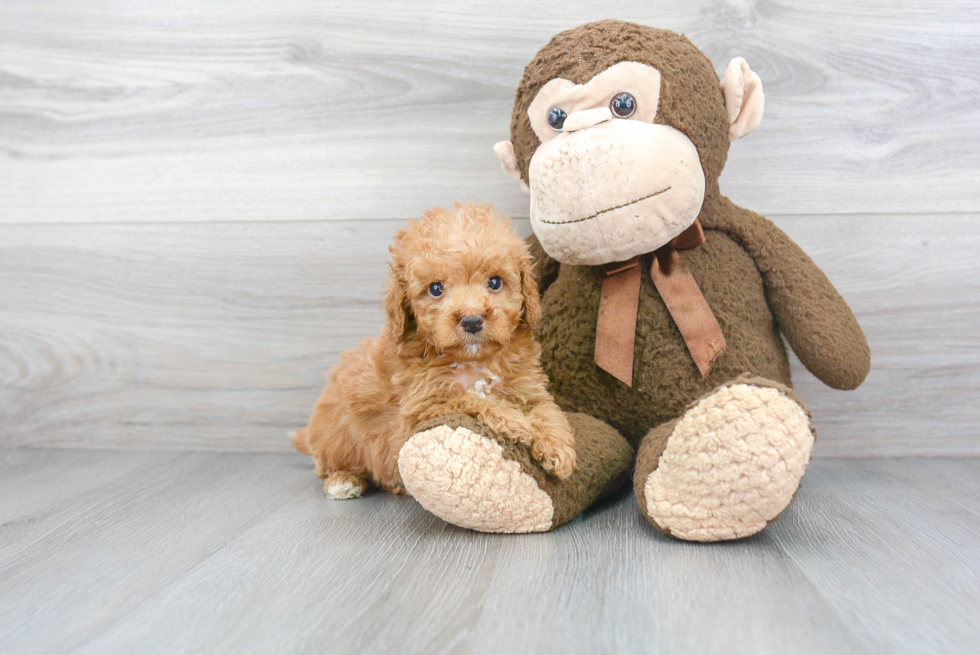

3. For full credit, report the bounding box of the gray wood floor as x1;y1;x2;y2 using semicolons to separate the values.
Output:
0;449;977;655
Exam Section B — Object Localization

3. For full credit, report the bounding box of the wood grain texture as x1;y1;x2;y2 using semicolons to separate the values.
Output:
1;0;977;224
0;451;977;655
0;451;312;654
772;458;980;655
1;214;977;455
0;449;184;561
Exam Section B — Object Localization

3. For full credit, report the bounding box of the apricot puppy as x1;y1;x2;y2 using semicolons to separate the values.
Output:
293;203;576;499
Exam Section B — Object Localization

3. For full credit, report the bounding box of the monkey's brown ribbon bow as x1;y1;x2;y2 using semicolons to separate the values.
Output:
594;220;727;386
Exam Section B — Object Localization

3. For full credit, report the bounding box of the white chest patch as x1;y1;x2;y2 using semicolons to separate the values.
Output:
450;363;502;399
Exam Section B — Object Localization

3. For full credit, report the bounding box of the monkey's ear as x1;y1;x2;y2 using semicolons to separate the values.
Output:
493;141;530;193
720;57;765;141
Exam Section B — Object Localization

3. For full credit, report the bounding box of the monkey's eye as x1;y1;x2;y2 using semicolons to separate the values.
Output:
610;93;636;118
547;108;567;131
428;282;444;298
488;276;502;291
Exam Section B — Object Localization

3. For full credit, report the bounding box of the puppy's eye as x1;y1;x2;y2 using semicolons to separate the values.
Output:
488;276;502;292
428;282;444;298
547;108;567;131
610;93;636;118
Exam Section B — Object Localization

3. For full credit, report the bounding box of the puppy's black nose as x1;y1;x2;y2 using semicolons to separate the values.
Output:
460;316;484;334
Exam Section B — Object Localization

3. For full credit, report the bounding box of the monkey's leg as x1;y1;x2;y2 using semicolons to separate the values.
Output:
398;413;632;533
634;374;815;542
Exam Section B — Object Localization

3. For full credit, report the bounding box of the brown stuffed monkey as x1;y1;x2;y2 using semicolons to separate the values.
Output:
397;20;869;541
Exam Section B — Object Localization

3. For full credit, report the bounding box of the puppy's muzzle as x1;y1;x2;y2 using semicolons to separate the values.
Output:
460;316;484;334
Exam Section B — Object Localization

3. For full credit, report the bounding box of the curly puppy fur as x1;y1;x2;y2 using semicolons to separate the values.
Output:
293;203;576;498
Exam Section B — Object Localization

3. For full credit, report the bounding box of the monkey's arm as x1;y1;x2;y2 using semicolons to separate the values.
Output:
525;233;561;295
706;198;870;390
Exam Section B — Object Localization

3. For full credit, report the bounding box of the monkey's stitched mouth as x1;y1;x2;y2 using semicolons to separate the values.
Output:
538;187;671;225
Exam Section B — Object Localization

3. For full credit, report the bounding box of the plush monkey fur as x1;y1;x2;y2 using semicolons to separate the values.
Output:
397;21;869;540
508;21;869;438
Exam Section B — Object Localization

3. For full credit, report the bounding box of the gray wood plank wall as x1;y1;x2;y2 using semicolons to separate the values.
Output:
2;0;978;455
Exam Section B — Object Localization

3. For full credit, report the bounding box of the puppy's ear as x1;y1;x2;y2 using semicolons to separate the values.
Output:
519;251;542;329
383;259;413;341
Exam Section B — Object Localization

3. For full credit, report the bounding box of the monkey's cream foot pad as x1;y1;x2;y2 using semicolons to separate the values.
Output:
398;424;554;533
644;384;814;542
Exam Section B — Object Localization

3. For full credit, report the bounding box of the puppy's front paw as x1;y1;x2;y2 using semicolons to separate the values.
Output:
480;409;534;447
532;434;577;480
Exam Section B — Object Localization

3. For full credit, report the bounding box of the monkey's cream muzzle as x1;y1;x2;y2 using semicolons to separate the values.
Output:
516;61;707;266
528;118;705;266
